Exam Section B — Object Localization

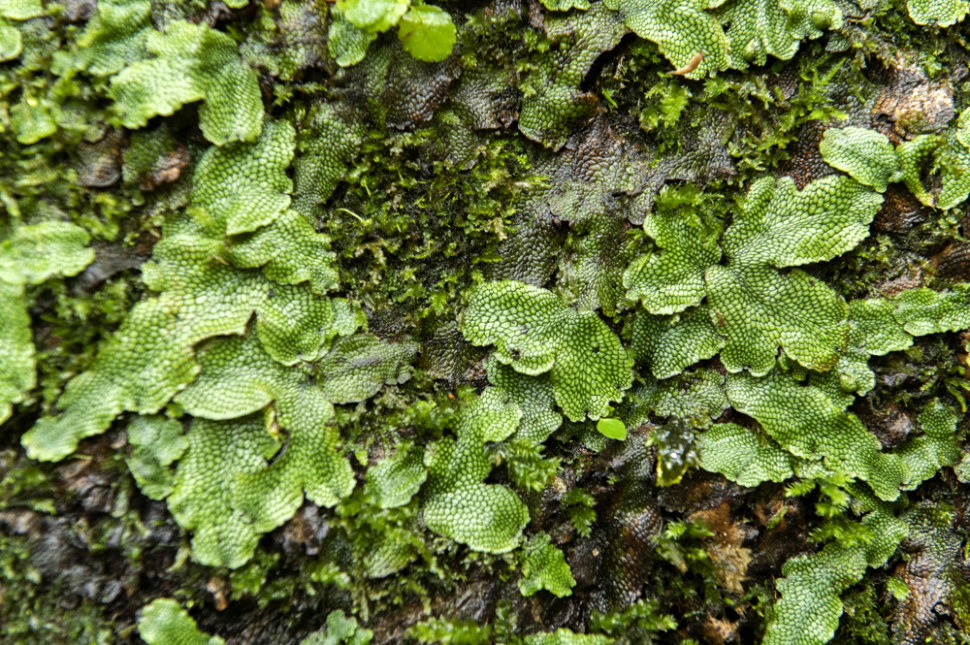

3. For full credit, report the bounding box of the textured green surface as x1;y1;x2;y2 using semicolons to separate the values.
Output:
126;416;187;501
625;173;883;377
422;389;529;553
819;127;901;192
895;109;970;209
0;24;22;62
623;208;720;315
898;400;961;490
538;0;592;9
518;532;576;597
364;442;427;509
897;134;944;206
696;422;796;487
22;223;350;460
293;104;365;214
20;115;349;461
893;285;970;335
0;281;32;424
177;335;356;532
138;598;224;645
228;210;339;294
0;221;94;285
339;0;409;32
22;296;196;461
462;281;632;421
726;371;907;501
3;0;970;642
190;119;294;236
707;263;849;375
300;610;374;645
318;334;417;404
0;0;42;21
607;0;840;78
605;0;728;79
518;4;626;149
632;368;729;424
720;175;880;269
397;4;457;62
109;20;262;144
524;630;612;645
329;0;456;65
168;415;278;568
73;0;151;76
631;307;724;380
486;359;562;443
764;508;909;645
327;13;377;67
0;222;94;424
811;287;970;399
906;0;969;26
716;0;842;69
711;174;881;374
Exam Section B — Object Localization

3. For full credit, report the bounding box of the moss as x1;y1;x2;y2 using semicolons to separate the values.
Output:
3;1;970;643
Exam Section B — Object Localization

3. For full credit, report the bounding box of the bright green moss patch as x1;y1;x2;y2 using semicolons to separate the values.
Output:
596;417;627;440
108;20;263;144
0;222;94;424
0;23;22;61
317;334;417;403
538;0;592;9
897;399;962;489
819;127;901;193
518;532;576;597
626;173;882;377
605;0;729;79
176;334;356;528
422;388;529;553
462;280;632;421
524;629;612;645
5;1;970;643
727;370;908;499
829;117;970;211
696;422;797;487
631;307;725;380
0;281;33;425
20;112;351;461
0;0;43;21
22;223;350;460
0;222;95;285
623;206;720;315
168;415;277;568
125;415;187;500
906;0;969;26
190;119;294;236
606;0;842;78
364;441;427;509
301;610;374;645
765;506;909;645
72;0;151;76
138;598;224;645
397;4;458;62
228;210;340;295
716;0;842;70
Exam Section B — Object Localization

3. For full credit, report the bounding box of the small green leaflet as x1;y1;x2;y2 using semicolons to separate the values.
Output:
596;417;627;440
397;4;457;62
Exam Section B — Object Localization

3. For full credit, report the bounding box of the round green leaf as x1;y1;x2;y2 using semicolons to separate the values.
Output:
596;417;626;440
397;4;456;62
